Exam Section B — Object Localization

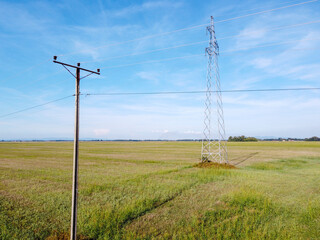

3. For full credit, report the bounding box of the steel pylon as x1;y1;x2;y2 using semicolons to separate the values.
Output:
201;16;228;163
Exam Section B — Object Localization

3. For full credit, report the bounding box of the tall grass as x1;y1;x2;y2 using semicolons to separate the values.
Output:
0;142;320;239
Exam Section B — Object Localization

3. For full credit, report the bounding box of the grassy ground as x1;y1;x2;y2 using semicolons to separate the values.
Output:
0;141;319;239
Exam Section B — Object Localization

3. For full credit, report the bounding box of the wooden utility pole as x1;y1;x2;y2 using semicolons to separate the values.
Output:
53;56;100;240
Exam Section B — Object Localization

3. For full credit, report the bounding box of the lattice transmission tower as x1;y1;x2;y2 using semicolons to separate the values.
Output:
201;16;228;163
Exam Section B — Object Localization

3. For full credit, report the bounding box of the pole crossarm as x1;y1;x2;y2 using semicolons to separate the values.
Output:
53;57;100;75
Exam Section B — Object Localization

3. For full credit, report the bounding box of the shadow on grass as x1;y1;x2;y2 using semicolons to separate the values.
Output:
77;169;237;239
248;158;311;171
175;190;293;239
233;152;259;166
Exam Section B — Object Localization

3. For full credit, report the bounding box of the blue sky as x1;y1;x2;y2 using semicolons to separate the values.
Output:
1;0;320;140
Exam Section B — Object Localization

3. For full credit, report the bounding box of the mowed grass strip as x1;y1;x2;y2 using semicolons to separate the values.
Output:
0;141;320;239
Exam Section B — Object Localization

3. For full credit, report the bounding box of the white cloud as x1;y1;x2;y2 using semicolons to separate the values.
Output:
250;58;272;69
136;71;160;83
239;27;266;39
234;26;268;49
152;129;169;133
183;130;201;134
229;76;263;89
242;29;320;82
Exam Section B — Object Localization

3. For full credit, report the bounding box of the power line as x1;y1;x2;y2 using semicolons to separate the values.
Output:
0;95;75;119
2;87;319;119
4;21;318;94
1;106;54;121
8;30;317;100
213;0;306;18
1;59;51;88
57;0;318;57
215;0;318;23
218;19;320;41
80;20;320;64
2;1;317;88
7;39;316;98
83;87;320;96
80;40;207;64
99;38;320;70
101;53;204;69
221;37;320;54
2;0;314;87
20;69;65;89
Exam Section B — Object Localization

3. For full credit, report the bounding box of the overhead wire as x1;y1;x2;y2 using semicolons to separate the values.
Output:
0;95;75;119
57;0;318;57
218;19;320;41
3;19;318;93
220;37;320;54
6;21;319;91
100;53;204;69
2;87;319;119
1;59;51;88
83;87;320;96
97;37;320;70
20;69;65;89
80;19;320;64
5;36;313;93
215;0;318;23
1;106;56;121
80;40;208;63
2;0;318;91
1;1;318;112
213;0;307;18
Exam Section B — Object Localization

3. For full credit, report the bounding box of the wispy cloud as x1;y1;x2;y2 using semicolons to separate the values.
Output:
0;1;48;33
110;1;183;17
136;71;160;83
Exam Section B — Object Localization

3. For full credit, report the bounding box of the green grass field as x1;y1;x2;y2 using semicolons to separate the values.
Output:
1;141;320;239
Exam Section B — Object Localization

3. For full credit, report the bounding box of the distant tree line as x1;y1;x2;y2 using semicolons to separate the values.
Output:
305;136;320;141
228;135;258;142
